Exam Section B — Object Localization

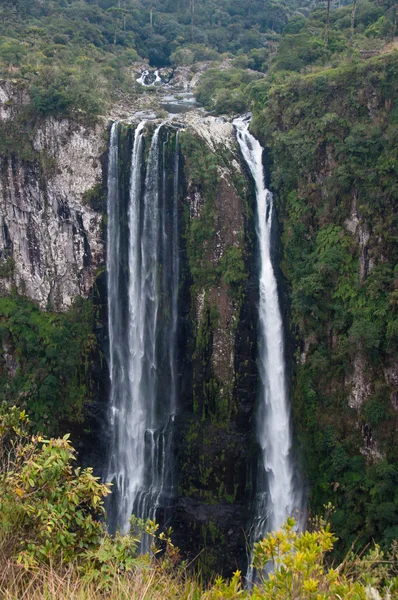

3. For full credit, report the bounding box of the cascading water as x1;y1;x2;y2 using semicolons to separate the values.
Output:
136;69;163;87
136;70;149;85
234;116;300;564
106;120;180;543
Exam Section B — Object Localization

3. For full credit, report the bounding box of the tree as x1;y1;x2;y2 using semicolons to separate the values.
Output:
351;0;358;40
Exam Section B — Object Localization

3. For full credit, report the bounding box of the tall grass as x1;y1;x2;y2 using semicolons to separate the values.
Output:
0;561;202;600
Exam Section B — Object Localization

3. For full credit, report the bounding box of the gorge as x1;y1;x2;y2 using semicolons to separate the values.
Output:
0;3;397;589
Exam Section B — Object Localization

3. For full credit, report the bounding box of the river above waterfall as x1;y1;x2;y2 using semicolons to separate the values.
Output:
160;92;198;114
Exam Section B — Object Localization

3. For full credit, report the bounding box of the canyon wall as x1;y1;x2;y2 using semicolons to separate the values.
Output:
0;91;261;574
0;80;105;310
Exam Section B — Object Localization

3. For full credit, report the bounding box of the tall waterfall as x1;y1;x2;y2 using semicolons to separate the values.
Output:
106;121;180;539
234;117;298;551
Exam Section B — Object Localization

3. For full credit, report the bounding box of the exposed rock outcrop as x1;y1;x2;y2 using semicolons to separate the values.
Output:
0;82;106;310
174;117;258;576
0;83;259;575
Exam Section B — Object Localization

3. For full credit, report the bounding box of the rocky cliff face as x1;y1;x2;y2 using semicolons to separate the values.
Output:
0;92;261;575
173;117;258;575
0;80;106;310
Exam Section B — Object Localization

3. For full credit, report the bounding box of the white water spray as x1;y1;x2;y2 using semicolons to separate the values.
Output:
136;69;163;87
234;116;298;548
106;121;180;540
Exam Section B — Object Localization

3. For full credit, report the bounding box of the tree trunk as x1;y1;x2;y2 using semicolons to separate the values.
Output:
325;0;330;48
392;5;397;41
190;0;195;40
351;0;357;41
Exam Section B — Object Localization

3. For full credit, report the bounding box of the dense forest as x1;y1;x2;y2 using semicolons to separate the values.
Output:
0;0;398;596
0;0;395;116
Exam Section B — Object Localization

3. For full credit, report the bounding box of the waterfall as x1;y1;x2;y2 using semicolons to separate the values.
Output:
136;70;149;85
234;116;299;562
106;121;180;541
136;69;163;87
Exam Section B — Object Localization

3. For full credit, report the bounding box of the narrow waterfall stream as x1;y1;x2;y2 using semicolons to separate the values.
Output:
234;117;298;565
106;121;180;542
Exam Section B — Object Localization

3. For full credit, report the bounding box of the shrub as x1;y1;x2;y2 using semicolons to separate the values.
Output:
0;403;111;567
250;518;393;599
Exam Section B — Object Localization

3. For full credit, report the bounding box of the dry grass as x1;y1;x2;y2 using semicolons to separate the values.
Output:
0;561;203;600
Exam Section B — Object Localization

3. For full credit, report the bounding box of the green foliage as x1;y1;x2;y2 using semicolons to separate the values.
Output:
0;294;100;434
0;3;138;118
170;44;219;66
82;183;106;212
2;409;398;600
232;48;270;72
365;16;395;39
192;0;396;113
180;130;218;289
1;0;393;119
30;67;104;118
0;256;14;278
271;32;326;72
195;68;262;114
267;0;396;76
0;406;179;587
203;518;398;599
0;405;111;567
219;245;247;291
250;518;393;599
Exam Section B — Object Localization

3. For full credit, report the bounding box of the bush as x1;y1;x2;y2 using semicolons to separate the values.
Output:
171;44;219;66
250;518;394;599
53;34;68;45
0;404;111;566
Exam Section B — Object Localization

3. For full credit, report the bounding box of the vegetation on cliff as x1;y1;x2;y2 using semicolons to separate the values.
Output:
190;0;398;560
251;50;398;556
0;294;101;436
177;128;256;574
